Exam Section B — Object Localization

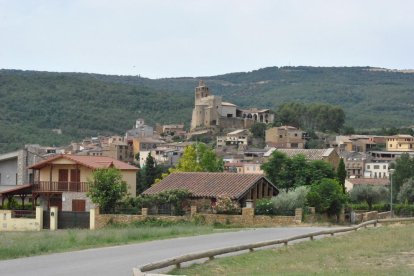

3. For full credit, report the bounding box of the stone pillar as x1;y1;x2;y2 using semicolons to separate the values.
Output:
35;207;43;231
295;208;303;224
339;208;345;223
90;208;97;230
141;208;148;217
50;206;58;231
190;206;197;217
242;207;254;225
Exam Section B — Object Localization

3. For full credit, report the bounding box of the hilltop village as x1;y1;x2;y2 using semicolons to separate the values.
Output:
0;80;413;215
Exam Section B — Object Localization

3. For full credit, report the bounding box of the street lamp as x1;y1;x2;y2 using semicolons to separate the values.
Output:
389;168;395;218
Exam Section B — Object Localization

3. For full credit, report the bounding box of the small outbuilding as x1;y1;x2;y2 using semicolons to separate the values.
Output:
142;172;279;209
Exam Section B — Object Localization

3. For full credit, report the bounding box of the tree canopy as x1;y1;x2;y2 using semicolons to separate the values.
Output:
274;102;345;133
87;168;128;213
261;151;336;192
170;143;224;173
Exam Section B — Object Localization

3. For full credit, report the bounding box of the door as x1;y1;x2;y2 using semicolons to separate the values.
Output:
58;169;68;191
72;199;86;212
70;169;80;191
49;196;62;211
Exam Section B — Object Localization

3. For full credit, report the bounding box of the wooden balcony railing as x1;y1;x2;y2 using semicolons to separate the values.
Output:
32;181;89;193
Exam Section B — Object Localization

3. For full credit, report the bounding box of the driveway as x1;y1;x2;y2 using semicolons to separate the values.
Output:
0;226;340;275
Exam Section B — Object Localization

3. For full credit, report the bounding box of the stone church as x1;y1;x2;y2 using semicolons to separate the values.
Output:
190;80;274;131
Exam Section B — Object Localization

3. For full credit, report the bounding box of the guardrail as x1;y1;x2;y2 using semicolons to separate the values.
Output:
133;218;414;275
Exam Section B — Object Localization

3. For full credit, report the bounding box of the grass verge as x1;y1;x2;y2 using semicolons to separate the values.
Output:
171;223;414;275
0;219;216;260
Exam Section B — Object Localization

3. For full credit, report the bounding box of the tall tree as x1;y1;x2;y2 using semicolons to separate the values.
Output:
87;168;127;213
170;143;224;173
393;153;414;195
337;158;347;193
262;151;337;192
250;122;267;139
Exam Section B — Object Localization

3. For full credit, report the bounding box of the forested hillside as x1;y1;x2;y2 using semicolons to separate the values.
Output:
1;67;413;153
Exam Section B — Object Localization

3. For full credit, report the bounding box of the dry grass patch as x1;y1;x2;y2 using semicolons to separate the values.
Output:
171;224;414;275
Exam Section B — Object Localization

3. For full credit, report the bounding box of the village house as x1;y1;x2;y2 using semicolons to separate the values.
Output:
125;118;154;140
216;129;251;148
364;162;390;179
264;148;340;169
386;135;414;151
142;172;278;209
265;125;306;149
224;162;264;174
28;155;138;212
340;151;368;179
345;178;390;191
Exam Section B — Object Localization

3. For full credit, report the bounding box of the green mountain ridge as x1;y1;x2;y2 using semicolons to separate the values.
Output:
1;66;413;153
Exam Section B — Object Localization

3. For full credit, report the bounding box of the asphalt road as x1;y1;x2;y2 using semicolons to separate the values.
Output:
0;226;339;275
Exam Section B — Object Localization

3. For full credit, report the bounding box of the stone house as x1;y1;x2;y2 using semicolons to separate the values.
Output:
142;172;279;209
265;125;305;149
28;155;138;212
0;145;58;207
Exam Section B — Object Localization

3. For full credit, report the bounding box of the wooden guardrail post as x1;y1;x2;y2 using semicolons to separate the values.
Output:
135;219;414;274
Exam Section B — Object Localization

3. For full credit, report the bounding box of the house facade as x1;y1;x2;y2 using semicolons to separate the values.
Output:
265;126;305;149
386;135;414;151
29;155;138;212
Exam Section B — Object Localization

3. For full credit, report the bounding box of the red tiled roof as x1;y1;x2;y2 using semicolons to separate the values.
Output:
142;172;278;199
348;178;390;186
28;154;138;171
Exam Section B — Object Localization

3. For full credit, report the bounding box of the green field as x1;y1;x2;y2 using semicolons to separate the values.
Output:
0;221;216;260
171;223;414;275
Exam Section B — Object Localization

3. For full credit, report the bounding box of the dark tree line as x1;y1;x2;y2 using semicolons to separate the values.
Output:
274;102;345;133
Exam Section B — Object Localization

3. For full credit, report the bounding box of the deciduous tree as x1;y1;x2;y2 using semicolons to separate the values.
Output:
87;168;127;213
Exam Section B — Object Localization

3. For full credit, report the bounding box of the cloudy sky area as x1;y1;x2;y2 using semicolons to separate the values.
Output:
1;0;413;78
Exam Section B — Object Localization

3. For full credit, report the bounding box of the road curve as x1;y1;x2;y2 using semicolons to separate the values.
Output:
0;226;339;275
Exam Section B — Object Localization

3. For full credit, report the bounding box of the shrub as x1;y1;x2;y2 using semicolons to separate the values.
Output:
349;185;389;210
394;204;414;217
255;199;274;215
397;178;414;204
307;178;347;216
271;186;309;215
213;196;241;215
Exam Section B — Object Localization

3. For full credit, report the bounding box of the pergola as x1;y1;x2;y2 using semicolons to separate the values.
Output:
0;184;34;209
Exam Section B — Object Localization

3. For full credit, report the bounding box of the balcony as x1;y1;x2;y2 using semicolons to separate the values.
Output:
32;181;89;193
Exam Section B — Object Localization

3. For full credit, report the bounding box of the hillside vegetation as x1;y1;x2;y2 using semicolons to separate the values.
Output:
1;66;414;153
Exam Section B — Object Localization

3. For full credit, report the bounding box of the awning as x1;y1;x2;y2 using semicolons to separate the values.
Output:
0;184;33;197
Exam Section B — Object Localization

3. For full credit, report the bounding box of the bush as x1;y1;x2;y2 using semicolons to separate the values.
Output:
255;199;274;215
397;178;414;204
213;196;241;215
349;185;389;210
271;186;309;215
307;179;347;216
394;204;414;217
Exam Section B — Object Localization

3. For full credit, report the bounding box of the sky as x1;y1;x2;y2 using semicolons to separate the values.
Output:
1;0;413;78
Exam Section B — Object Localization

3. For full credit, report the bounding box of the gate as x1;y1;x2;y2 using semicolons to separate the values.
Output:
58;211;90;229
43;210;50;229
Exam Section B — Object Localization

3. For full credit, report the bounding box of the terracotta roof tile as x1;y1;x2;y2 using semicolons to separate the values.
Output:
28;154;138;171
348;178;390;186
142;172;278;199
